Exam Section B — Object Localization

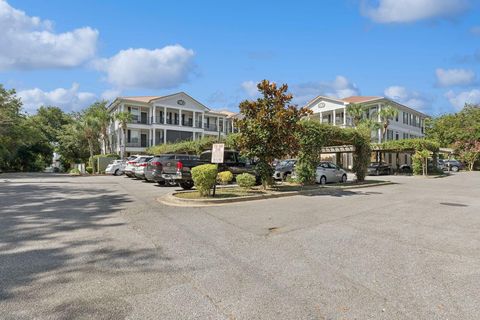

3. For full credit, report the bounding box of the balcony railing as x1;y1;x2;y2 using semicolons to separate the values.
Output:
129;118;150;125
165;118;180;125
126;141;149;148
151;116;164;124
204;124;218;132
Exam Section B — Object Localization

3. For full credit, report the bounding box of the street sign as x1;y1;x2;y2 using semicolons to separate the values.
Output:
211;143;225;163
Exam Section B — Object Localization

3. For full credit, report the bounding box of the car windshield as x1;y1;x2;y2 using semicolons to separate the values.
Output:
277;160;294;167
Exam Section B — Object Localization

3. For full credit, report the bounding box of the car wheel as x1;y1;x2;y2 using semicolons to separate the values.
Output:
341;174;347;183
320;176;327;185
157;181;166;186
114;169;119;176
451;166;459;172
179;181;194;190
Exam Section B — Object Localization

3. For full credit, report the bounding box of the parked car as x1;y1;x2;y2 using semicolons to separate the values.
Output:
367;162;392;176
144;154;198;184
161;150;259;190
315;162;348;184
133;156;154;179
399;164;412;174
438;159;464;172
125;155;152;177
105;160;126;176
273;159;296;180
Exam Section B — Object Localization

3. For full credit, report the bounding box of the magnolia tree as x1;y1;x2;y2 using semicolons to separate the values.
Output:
236;80;310;188
454;139;480;171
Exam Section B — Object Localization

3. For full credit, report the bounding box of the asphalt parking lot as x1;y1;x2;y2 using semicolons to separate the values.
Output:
1;172;479;319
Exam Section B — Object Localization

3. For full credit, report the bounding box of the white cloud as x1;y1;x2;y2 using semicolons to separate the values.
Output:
241;81;260;98
445;89;480;110
291;76;360;105
471;26;480;36
17;83;97;113
384;85;429;109
0;0;98;70
101;89;122;102
436;68;476;87
95;45;195;89
361;0;469;23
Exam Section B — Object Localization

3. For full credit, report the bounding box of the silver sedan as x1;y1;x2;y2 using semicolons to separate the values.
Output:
315;162;348;184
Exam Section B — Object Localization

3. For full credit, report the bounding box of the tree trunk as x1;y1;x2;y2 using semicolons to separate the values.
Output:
88;140;94;168
121;127;126;159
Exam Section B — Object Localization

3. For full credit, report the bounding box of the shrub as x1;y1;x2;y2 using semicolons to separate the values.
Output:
69;168;80;175
217;171;233;185
85;166;93;174
236;173;256;189
191;164;218;196
295;160;316;184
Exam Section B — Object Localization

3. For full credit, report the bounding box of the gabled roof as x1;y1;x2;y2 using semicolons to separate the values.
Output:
304;95;347;108
341;96;383;103
150;92;211;111
117;96;163;103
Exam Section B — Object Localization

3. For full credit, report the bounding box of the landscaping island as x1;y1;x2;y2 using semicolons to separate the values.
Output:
162;180;394;206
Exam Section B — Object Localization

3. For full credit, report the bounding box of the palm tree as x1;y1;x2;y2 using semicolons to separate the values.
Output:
378;104;398;141
346;103;366;126
77;114;100;168
115;111;133;159
89;101;111;154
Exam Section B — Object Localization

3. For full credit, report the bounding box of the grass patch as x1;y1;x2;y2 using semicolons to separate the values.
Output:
174;187;265;199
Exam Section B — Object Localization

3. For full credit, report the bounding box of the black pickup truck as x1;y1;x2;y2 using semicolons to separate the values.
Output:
161;150;258;189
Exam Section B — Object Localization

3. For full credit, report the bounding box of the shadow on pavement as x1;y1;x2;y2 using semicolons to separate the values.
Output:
0;182;171;312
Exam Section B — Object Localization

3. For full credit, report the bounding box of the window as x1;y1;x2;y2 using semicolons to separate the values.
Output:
224;152;236;164
403;112;408;124
395;132;399;140
395;112;399;122
403;133;408;139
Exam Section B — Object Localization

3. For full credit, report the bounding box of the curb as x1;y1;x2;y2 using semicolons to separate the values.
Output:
158;180;394;207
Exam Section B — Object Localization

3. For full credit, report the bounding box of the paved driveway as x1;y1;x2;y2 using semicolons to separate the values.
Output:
1;172;479;319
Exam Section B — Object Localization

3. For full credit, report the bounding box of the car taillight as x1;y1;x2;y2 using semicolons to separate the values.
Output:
177;161;183;170
127;161;135;165
139;163;148;167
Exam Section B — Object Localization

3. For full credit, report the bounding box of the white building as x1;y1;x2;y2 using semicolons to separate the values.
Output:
304;95;429;168
107;92;236;156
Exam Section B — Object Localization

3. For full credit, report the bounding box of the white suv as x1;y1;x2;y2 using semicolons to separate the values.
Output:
125;155;151;177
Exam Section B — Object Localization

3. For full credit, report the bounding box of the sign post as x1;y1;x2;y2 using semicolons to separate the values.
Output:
211;143;225;197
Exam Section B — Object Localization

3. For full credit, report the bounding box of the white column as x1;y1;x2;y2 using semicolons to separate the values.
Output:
332;110;336;126
163;106;166;124
179;109;182;126
319;111;323;123
152;128;156;146
216;117;220;131
343;107;347;126
201;113;205;129
193;111;196;127
378;104;382;143
163;129;167;144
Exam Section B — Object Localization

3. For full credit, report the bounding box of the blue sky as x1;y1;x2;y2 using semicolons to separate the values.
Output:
1;0;480;115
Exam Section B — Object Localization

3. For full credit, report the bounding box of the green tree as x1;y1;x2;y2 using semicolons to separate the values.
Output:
86;101;111;154
236;80;311;188
378;105;398;141
31;106;73;143
346;103;366;126
77;113;100;167
0;85;53;171
426;104;480;146
115;111;133;159
56;117;91;168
